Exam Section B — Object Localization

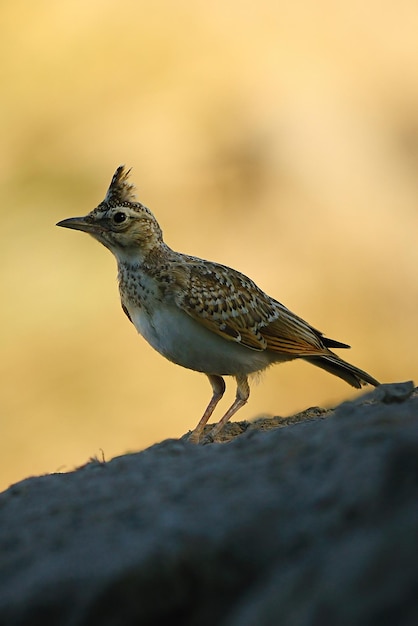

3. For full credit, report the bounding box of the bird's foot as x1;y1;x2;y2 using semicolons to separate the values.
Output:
187;430;201;444
200;432;215;445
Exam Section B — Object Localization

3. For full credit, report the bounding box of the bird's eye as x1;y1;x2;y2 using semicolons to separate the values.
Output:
113;211;127;224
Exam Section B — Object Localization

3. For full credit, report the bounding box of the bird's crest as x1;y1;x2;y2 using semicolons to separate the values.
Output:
104;165;137;206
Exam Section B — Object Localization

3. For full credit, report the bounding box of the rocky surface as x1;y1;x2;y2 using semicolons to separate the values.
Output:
0;382;417;626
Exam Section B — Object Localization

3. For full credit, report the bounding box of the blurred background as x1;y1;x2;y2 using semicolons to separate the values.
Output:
1;0;417;491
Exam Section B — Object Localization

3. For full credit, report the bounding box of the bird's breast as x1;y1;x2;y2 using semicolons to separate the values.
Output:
123;297;273;376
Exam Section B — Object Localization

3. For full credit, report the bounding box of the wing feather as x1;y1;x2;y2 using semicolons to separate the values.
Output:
169;258;334;356
170;260;273;350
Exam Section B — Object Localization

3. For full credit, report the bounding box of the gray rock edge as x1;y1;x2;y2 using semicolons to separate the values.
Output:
0;381;417;626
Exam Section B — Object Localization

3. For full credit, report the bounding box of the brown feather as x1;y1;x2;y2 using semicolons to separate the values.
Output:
171;258;353;358
104;165;137;205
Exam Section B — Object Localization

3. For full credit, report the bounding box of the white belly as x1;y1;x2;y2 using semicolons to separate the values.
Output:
126;301;272;376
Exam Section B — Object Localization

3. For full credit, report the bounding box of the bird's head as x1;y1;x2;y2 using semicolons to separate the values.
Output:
57;166;163;261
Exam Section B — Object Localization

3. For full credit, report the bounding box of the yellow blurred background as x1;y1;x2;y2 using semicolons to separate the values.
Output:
1;1;417;491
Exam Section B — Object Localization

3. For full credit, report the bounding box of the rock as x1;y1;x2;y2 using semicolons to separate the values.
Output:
0;382;417;626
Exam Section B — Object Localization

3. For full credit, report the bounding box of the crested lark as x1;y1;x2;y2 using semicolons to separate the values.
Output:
57;166;379;443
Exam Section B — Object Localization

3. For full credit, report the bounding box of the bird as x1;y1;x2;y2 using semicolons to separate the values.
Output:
57;166;379;444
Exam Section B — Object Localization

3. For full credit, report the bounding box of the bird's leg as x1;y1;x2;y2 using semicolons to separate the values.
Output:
188;375;226;444
202;375;250;444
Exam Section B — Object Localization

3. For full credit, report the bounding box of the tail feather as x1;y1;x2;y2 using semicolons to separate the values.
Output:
304;353;380;389
322;337;351;350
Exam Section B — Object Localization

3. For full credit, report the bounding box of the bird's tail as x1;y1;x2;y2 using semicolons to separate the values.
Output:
304;353;380;389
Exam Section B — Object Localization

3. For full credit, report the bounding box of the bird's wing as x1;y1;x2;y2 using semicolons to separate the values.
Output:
259;313;327;354
169;259;328;355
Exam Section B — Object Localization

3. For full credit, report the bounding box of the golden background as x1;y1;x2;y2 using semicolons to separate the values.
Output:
1;1;417;491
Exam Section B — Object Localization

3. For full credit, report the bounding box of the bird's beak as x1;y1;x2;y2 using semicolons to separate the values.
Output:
56;216;99;234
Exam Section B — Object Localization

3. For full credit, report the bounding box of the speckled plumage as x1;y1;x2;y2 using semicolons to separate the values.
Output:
57;166;379;443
